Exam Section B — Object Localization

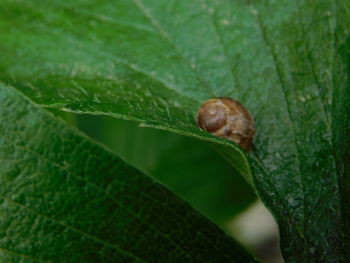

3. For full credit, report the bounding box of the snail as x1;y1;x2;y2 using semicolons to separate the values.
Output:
196;97;255;152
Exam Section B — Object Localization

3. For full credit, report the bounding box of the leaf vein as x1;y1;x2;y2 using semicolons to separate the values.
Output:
253;10;306;231
0;196;147;263
131;0;216;97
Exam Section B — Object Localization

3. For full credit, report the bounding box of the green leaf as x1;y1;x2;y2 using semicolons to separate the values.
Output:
73;115;256;224
1;0;349;262
0;0;251;183
0;83;257;262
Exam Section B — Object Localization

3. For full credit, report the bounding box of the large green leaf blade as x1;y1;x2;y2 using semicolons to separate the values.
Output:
0;0;252;182
1;0;350;262
0;84;257;262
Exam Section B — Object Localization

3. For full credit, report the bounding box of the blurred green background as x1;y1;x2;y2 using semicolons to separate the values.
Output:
51;110;256;227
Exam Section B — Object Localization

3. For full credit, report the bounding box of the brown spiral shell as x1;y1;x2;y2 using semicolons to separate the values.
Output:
196;97;255;152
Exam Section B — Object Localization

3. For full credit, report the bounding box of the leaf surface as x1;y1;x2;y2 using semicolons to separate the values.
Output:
0;0;251;182
0;83;257;262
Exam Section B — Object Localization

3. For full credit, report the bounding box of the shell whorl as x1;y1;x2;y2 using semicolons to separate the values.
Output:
196;97;255;152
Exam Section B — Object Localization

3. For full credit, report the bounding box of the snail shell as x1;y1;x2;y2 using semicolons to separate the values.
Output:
196;97;255;152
